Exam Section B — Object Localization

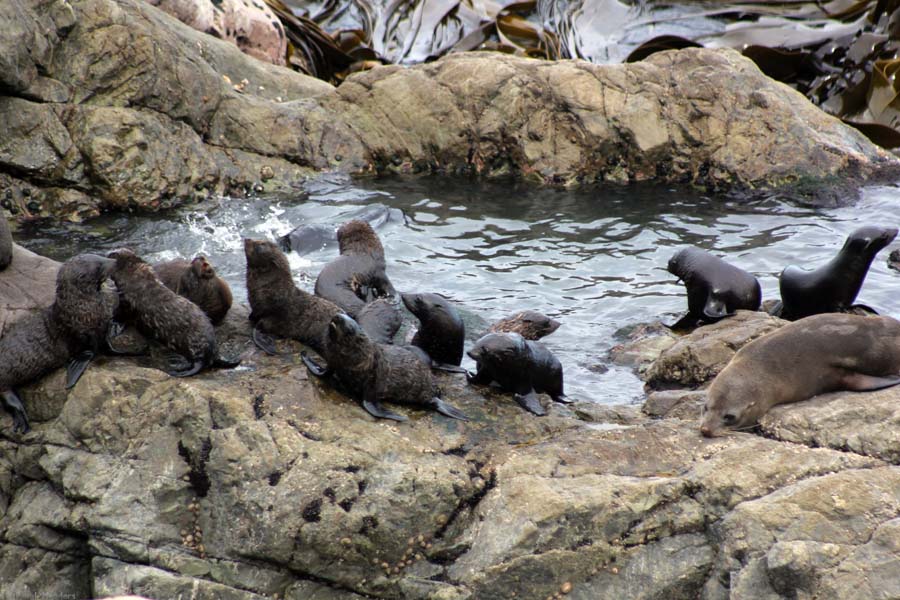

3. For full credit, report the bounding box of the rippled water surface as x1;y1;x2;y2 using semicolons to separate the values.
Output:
16;176;900;404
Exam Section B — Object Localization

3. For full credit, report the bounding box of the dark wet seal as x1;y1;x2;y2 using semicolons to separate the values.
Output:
667;247;761;331
314;220;397;319
302;314;469;422
154;255;233;325
1;254;118;433
466;332;571;416
279;204;404;256
701;313;900;437
402;292;465;369
773;225;897;320
108;248;240;377
488;310;560;340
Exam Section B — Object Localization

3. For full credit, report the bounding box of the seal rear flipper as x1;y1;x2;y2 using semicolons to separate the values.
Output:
513;391;547;416
252;325;280;356
301;352;331;377
165;354;204;377
433;363;469;375
361;397;408;422
702;297;730;320
841;372;900;391
66;351;95;389
430;398;469;421
213;355;241;369
2;390;30;433
551;393;573;404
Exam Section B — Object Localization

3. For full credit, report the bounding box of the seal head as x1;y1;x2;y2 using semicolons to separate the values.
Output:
402;292;465;366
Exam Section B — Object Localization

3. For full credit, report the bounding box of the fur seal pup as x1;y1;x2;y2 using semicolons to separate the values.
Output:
314;220;397;318
0;213;11;271
302;314;468;422
279;204;403;255
108;249;239;377
667;247;761;330
1;254;117;433
776;225;897;320
402;292;465;369
488;310;560;340
154;255;233;324
700;313;900;437
466;332;570;416
244;238;344;355
356;298;402;345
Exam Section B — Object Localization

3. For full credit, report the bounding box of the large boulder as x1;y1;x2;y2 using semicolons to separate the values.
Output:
0;0;897;221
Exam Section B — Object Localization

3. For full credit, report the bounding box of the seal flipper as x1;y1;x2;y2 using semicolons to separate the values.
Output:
432;362;469;375
1;390;30;433
667;313;702;332
361;386;407;422
429;397;469;421
252;325;279;356
66;351;95;389
165;354;204;377
552;392;573;404
513;391;547;416
301;352;331;377
841;372;900;391
213;355;241;369
703;296;730;320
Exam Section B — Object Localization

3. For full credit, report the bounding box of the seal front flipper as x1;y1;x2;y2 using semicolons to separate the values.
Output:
513;391;547;416
301;352;331;377
2;390;30;433
667;313;702;332
165;354;204;377
252;325;280;356
66;351;95;389
552;392;573;404
841;372;900;391
429;397;469;421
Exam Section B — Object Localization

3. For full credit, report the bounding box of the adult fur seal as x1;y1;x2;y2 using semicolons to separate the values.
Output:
488;310;560;340
154;255;233;324
1;254;117;433
700;313;900;437
402;292;465;368
466;332;570;416
108;249;239;376
776;225;897;320
667;247;761;330
0;213;11;271
314;220;396;318
302;314;468;422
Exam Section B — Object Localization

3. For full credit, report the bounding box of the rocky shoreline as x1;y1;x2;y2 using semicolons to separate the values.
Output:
2;0;899;222
2;251;899;599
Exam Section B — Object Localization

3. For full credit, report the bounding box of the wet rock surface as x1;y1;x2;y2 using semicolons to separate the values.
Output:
1;0;898;221
2;260;900;599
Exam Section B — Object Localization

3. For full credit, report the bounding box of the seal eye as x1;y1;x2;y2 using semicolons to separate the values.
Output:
722;413;737;426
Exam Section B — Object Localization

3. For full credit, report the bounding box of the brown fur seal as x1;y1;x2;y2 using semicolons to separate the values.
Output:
402;292;465;368
488;310;560;340
466;332;569;416
667;247;761;330
775;226;897;320
1;254;117;433
108;249;239;377
0;213;11;271
700;313;900;437
302;314;468;422
314;220;397;318
154;255;233;325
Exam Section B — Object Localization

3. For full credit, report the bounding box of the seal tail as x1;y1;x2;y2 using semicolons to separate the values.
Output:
431;398;469;421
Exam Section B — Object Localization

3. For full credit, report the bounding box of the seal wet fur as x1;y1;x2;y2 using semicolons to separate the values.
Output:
776;225;897;320
667;247;761;330
402;292;465;368
700;313;900;437
0;213;11;271
488;310;560;340
467;332;569;416
302;314;468;422
0;254;117;433
314;220;397;318
108;249;239;376
154;255;233;325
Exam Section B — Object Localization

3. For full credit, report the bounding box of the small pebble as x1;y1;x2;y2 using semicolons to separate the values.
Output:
561;582;572;594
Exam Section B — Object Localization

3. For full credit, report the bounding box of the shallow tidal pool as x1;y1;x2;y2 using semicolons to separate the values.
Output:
16;175;900;404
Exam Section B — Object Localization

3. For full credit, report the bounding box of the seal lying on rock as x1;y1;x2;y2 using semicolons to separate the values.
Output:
154;255;233;325
700;313;900;437
667;247;761;330
314;220;397;318
466;332;570;416
402;292;466;369
1;254;117;433
0;213;11;271
108;249;239;377
775;225;897;320
488;310;560;340
302;314;469;422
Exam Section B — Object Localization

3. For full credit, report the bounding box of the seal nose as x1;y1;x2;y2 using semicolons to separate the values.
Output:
700;424;715;438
